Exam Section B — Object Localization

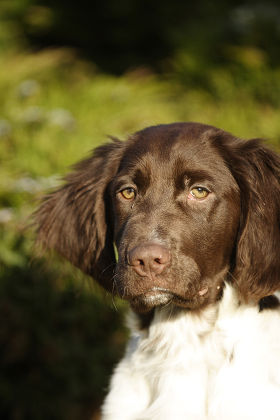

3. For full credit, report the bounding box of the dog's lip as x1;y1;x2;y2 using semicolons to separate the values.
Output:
131;287;172;301
130;288;173;311
130;287;193;309
129;287;210;311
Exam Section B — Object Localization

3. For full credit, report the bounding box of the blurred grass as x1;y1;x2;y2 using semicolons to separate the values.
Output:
2;48;280;182
1;22;280;420
2;46;280;180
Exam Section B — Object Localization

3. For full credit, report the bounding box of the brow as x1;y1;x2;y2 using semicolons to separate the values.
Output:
183;169;215;184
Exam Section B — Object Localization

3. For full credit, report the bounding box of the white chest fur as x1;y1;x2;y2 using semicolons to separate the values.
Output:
102;285;280;420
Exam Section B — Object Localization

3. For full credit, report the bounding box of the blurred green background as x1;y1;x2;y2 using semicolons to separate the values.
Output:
1;0;280;419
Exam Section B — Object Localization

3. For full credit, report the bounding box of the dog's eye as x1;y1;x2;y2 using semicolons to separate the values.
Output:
190;187;209;199
120;187;136;200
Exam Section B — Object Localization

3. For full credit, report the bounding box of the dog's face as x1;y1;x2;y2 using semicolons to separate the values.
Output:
35;123;280;313
110;126;240;311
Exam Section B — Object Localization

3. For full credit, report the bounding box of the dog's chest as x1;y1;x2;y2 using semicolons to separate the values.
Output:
102;286;280;419
123;306;223;419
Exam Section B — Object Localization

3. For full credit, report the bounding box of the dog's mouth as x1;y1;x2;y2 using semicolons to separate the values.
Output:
129;287;209;312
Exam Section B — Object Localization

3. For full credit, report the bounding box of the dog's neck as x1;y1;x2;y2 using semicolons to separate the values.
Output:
103;283;280;419
128;282;280;343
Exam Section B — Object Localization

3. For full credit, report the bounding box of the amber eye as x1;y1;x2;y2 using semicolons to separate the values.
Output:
120;187;136;200
190;187;209;199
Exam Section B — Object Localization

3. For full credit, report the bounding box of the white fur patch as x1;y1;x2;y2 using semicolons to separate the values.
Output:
102;284;280;419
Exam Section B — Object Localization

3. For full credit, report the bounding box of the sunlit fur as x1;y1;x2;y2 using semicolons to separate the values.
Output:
102;284;280;419
35;122;280;420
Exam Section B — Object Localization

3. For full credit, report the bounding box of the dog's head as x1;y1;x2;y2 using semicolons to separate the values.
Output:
35;123;280;312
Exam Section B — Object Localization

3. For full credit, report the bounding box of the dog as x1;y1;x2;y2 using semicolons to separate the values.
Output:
36;122;280;419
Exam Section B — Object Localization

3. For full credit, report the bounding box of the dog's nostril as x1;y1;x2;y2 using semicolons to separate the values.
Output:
128;243;170;277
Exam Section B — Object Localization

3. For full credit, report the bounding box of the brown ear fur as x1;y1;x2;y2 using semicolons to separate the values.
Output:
214;132;280;301
35;139;125;291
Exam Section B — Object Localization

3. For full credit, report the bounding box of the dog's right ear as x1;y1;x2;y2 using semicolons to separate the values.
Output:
35;139;125;291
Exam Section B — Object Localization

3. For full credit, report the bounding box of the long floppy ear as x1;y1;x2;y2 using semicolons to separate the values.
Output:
218;135;280;301
35;139;125;291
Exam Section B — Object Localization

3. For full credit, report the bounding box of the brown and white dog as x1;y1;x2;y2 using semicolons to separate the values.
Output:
36;123;280;419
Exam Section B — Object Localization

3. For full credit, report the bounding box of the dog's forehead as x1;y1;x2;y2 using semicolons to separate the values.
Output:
121;123;226;174
127;123;214;153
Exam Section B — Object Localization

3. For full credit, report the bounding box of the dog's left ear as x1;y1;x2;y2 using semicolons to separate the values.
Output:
221;136;280;301
35;139;125;291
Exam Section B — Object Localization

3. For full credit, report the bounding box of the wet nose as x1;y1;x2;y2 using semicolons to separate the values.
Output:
128;243;170;277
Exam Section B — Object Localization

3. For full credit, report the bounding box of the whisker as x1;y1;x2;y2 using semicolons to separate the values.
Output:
101;262;117;276
227;271;238;283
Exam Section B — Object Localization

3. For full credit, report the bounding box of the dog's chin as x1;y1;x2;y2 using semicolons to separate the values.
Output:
131;289;173;312
129;288;206;313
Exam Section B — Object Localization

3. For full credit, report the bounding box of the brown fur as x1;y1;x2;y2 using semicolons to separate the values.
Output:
35;122;280;313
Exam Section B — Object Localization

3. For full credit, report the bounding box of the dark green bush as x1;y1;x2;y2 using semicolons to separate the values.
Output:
3;0;280;73
0;247;127;420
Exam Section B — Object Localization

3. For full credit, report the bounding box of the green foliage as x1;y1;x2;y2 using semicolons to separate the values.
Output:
1;2;280;418
0;260;126;420
2;0;280;72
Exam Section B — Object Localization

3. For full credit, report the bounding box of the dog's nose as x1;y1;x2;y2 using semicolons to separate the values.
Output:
128;243;170;277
